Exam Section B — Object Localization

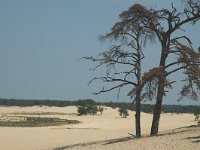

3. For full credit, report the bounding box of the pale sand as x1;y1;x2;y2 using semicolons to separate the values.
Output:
63;126;200;150
0;106;199;150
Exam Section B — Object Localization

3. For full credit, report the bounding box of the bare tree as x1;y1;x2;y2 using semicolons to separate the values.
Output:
84;4;155;137
84;0;200;137
139;0;200;135
121;0;200;136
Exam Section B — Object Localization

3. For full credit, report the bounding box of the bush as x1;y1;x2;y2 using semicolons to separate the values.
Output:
77;105;104;115
118;107;129;118
77;106;88;115
98;106;104;115
194;111;200;121
87;105;98;115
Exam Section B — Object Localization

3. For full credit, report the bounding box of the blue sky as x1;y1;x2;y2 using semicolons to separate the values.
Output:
0;0;199;105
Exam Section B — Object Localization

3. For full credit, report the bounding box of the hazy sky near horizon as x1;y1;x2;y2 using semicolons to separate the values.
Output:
0;0;199;105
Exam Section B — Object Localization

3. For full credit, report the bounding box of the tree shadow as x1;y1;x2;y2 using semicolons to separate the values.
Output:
103;136;134;145
185;136;200;143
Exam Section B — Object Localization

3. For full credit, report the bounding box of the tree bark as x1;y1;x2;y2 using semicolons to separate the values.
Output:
135;89;141;137
150;79;165;135
150;45;166;136
135;35;142;137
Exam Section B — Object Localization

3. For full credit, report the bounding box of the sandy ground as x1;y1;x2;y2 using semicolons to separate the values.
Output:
0;106;199;150
63;126;200;150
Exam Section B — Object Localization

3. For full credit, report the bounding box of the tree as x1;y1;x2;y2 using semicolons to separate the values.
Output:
126;0;200;135
146;0;200;135
77;104;99;115
194;111;200;121
84;4;155;137
87;105;98;115
77;106;88;115
118;106;129;118
98;106;104;115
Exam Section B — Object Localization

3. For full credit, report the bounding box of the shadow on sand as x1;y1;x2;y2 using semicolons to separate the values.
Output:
53;136;134;150
53;125;200;150
185;136;200;143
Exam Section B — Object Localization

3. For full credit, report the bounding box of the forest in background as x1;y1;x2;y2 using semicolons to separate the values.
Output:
0;98;199;114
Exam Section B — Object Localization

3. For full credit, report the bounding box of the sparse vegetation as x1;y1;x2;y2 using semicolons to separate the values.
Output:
0;116;80;127
77;106;88;115
77;104;104;116
194;111;200;121
118;107;129;118
87;105;98;115
98;106;104;115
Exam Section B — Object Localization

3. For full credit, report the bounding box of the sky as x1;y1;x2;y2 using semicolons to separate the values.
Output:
0;0;199;105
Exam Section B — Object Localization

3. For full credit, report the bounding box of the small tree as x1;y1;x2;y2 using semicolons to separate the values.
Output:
98;106;104;115
118;107;129;118
194;111;200;121
77;106;88;116
77;105;99;115
88;105;98;115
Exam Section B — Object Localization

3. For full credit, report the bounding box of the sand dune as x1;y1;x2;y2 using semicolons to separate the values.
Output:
0;106;198;150
61;126;200;150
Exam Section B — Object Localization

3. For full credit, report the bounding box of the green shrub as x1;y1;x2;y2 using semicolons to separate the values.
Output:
77;106;88;115
98;106;104;115
194;111;200;121
77;105;104;115
118;107;129;118
87;105;98;115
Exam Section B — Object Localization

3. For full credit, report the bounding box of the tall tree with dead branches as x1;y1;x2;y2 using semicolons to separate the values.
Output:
127;0;200;135
84;4;155;137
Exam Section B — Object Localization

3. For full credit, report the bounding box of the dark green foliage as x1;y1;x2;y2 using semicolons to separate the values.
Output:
75;99;96;106
98;106;104;115
77;106;88;115
77;104;104;116
118;106;129;118
162;105;200;114
77;105;99;115
0;99;199;114
87;105;98;115
194;110;200;121
0;99;74;107
103;102;134;110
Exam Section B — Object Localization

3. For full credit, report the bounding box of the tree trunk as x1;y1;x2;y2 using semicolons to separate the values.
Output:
135;89;141;137
135;37;142;137
150;79;165;135
150;44;166;136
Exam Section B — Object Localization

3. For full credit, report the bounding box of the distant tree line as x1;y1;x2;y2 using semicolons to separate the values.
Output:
0;98;199;114
0;98;75;107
